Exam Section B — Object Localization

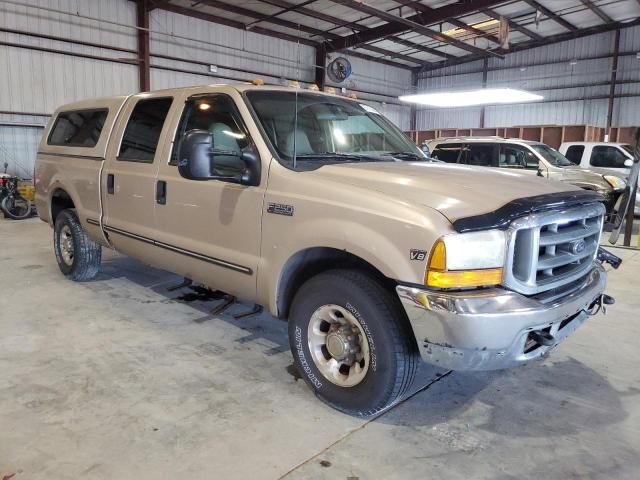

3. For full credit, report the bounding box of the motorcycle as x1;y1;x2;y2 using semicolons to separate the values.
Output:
0;163;33;220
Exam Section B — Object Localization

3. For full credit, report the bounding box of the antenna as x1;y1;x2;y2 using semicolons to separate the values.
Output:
293;25;301;170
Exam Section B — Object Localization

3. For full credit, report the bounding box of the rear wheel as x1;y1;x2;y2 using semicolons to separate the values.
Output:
288;269;418;417
53;209;101;281
1;194;32;219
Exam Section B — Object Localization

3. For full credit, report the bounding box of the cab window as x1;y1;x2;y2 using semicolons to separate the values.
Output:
118;97;173;163
171;95;249;177
564;145;584;164
499;144;539;170
590;146;629;168
431;143;464;163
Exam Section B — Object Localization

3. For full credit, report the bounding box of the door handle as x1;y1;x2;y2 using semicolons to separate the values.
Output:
156;180;167;205
107;174;114;194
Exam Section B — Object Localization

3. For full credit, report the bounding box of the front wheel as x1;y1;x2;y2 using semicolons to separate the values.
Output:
1;194;32;219
54;209;102;281
288;270;419;417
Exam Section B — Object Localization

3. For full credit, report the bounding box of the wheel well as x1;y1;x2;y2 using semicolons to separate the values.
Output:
51;189;75;223
276;247;396;319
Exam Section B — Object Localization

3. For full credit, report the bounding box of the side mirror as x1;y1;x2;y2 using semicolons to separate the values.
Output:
624;158;633;168
177;129;260;186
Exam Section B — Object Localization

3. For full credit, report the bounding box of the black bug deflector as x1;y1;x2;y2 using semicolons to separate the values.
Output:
452;190;604;233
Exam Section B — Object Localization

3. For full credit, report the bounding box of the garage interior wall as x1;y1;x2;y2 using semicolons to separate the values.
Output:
0;0;410;177
416;25;640;131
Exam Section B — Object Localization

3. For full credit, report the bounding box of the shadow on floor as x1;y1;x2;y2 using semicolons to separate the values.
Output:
378;357;633;437
83;254;635;432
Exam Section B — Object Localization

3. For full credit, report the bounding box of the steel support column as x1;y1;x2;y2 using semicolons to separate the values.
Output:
409;69;418;132
479;58;489;128
315;43;327;90
137;0;151;92
606;28;620;138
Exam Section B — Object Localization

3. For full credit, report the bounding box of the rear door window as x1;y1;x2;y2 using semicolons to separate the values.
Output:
590;146;628;168
464;143;498;167
118;97;173;163
564;145;584;164
47;109;108;147
431;143;464;163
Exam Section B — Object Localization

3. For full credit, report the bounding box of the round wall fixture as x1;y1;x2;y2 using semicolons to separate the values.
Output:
326;57;352;83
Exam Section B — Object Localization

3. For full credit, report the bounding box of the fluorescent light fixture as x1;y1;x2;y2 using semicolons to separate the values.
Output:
399;88;543;108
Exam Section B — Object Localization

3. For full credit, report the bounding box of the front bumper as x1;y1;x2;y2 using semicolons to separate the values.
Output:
396;264;607;371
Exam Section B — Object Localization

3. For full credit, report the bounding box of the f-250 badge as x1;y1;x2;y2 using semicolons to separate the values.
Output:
410;249;427;261
267;203;294;216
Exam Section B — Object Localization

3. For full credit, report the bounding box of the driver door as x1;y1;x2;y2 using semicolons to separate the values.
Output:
152;92;265;300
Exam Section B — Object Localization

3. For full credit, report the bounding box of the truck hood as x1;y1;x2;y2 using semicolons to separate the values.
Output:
312;161;580;222
555;165;608;184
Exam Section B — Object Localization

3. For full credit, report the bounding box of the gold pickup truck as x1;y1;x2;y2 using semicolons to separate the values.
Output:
35;84;616;416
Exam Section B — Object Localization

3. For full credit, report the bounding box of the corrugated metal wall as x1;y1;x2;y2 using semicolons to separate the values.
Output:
0;0;138;176
0;0;409;176
416;26;640;131
324;55;413;130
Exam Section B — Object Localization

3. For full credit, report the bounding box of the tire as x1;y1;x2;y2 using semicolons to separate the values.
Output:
53;209;102;281
288;269;419;417
1;194;32;219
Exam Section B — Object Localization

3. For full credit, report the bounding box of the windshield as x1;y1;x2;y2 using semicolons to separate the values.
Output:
530;144;573;167
621;144;634;155
246;90;426;169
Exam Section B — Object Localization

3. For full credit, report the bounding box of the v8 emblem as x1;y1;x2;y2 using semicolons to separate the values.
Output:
410;249;427;261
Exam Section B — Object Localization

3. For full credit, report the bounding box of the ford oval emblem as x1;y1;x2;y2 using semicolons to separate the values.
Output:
570;239;586;255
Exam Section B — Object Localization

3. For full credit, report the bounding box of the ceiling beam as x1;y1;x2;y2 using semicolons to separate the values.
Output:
326;0;497;57
419;18;640;73
158;4;318;46
254;0;453;59
521;0;578;31
158;4;415;69
481;8;543;41
183;0;432;66
148;0;171;11
326;0;507;52
390;0;501;45
577;0;613;24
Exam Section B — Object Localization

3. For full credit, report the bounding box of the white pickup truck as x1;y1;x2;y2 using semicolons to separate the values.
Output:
560;142;638;215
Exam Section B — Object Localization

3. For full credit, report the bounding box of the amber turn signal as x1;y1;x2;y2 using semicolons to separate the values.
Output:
426;268;503;288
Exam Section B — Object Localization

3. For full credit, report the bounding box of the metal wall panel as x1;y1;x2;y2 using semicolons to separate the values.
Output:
416;26;640;130
150;9;316;85
326;55;412;99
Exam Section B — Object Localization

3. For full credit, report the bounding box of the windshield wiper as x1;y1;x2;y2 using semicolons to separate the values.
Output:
383;151;424;161
294;152;385;162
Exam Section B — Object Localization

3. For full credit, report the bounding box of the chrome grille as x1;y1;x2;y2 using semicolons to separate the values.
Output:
504;203;605;295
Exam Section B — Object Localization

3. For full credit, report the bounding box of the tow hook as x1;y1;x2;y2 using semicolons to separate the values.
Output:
587;294;615;316
597;247;622;269
529;330;555;347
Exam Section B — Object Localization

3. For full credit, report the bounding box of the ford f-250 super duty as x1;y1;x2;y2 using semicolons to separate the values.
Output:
35;84;619;416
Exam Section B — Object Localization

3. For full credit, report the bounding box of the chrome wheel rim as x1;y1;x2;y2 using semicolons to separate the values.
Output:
307;304;370;387
60;225;74;266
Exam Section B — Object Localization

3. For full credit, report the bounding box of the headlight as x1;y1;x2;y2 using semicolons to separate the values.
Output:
425;230;506;288
604;175;626;190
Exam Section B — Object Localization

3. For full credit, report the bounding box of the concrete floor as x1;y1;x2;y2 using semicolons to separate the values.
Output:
1;218;639;480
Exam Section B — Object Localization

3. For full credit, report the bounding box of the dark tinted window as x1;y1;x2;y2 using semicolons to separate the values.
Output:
118;97;172;162
48;109;108;147
564;145;584;164
431;143;464;163
499;144;539;169
171;95;249;176
464;144;498;167
590;146;628;168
